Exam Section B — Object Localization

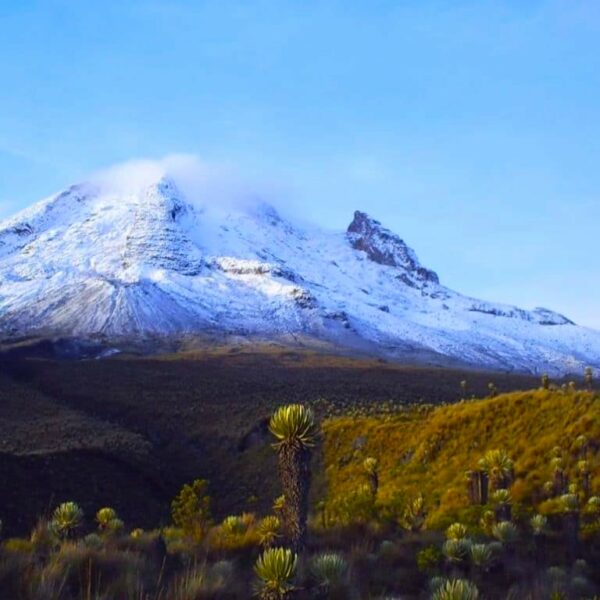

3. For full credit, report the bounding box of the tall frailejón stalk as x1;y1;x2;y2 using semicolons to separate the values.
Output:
269;404;318;553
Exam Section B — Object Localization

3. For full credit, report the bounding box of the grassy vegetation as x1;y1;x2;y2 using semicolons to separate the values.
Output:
321;388;600;528
0;348;540;535
0;362;598;597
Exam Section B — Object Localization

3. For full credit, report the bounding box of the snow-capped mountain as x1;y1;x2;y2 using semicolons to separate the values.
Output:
1;170;599;375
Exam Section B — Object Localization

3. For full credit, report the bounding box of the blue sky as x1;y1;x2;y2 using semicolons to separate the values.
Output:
1;0;599;327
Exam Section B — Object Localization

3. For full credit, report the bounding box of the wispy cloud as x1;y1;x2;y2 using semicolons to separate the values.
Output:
90;154;294;217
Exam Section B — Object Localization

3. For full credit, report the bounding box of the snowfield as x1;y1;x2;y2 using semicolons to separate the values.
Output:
1;170;599;375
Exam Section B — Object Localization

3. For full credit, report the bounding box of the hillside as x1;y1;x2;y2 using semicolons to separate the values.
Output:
1;353;598;598
322;387;600;528
0;348;540;536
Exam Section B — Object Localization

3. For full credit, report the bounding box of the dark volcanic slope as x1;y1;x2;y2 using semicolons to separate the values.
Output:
0;347;540;535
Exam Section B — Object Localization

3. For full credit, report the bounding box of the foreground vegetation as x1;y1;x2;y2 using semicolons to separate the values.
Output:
0;367;599;598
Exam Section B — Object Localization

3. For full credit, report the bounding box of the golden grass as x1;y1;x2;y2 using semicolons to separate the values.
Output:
322;389;600;528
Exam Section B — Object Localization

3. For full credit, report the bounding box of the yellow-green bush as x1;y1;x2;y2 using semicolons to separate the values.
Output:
209;513;261;551
171;479;212;543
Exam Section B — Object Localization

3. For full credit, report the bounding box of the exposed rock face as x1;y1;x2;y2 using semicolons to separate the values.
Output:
347;211;439;285
469;304;573;325
120;179;203;276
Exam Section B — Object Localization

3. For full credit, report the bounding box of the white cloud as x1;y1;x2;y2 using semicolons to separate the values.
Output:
90;153;291;217
0;199;20;222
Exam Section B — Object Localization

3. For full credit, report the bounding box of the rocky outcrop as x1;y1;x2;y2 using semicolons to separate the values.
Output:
214;258;300;283
347;211;439;285
468;304;574;325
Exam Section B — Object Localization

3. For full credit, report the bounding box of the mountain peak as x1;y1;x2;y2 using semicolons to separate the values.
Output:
347;210;439;285
0;178;599;374
348;210;380;228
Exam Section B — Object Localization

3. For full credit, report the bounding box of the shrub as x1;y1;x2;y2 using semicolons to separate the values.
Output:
416;545;442;575
442;539;471;564
329;484;375;525
587;496;600;512
401;494;426;532
491;489;511;505
273;495;286;513
257;516;281;548
363;457;379;497
96;507;117;528
221;514;251;537
531;514;548;535
445;523;468;541
95;507;124;536
51;502;83;539
479;510;495;536
309;552;348;588
171;479;212;543
210;513;260;551
254;547;297;599
431;578;480;600
468;544;492;569
477;450;513;491
559;494;579;513
491;521;518;544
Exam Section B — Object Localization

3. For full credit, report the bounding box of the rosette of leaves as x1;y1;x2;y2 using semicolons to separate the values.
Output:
469;544;493;570
491;521;518;544
309;552;348;589
530;514;548;536
51;502;83;539
96;507;124;535
443;539;471;564
257;516;281;548
431;578;480;600
446;522;468;541
478;450;514;491
254;547;298;599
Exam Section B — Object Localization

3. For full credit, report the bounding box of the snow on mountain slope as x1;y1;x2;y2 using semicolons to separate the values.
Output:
0;168;599;375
